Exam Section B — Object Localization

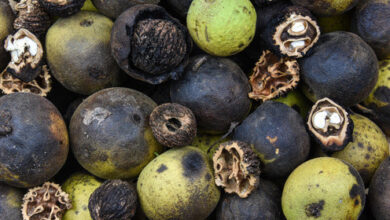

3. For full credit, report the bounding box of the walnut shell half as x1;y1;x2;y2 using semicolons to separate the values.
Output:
213;141;261;198
22;182;72;220
248;50;299;101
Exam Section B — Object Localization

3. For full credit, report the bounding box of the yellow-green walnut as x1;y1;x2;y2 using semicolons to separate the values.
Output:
187;0;256;56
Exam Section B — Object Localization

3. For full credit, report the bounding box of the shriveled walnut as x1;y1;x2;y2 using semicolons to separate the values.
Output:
0;65;52;96
22;182;72;220
263;6;320;58
248;50;299;101
13;0;51;39
213;141;261;198
4;28;43;82
307;98;354;152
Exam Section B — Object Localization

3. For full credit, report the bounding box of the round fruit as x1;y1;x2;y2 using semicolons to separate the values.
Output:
63;172;103;220
187;0;257;56
233;101;310;178
0;183;23;219
170;55;251;134
369;157;390;220
300;31;378;107
0;93;69;188
363;59;390;136
282;157;365;220
0;0;14;71
70;87;162;179
46;11;121;95
331;114;389;185
353;0;390;59
216;179;283;220
137;146;220;220
291;0;359;16
92;0;159;18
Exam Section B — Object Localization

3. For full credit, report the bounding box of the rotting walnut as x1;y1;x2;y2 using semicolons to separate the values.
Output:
263;6;320;58
88;180;138;220
4;28;43;82
0;65;52;96
307;98;354;152
213;141;261;198
149;103;197;148
248;50;300;101
22;182;72;220
111;4;192;84
13;0;51;39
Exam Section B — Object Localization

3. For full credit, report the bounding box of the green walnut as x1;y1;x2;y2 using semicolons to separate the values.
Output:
137;146;220;220
187;0;257;56
331;114;389;185
63;172;103;220
282;157;365;220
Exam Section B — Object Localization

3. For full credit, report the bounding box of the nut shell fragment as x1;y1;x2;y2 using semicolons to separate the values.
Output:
22;182;72;220
149;103;197;148
0;65;52;96
307;97;354;152
249;50;299;101
213;141;261;198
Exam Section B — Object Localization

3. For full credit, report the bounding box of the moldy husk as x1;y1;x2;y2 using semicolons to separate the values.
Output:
22;182;72;220
88;180;137;220
111;4;192;84
13;0;51;39
248;50;300;101
261;5;320;58
213;141;261;198
39;0;86;17
307;98;354;152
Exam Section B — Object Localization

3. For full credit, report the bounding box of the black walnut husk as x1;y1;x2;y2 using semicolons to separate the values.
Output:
91;0;160;19
38;0;86;17
89;180;137;220
149;103;197;148
111;4;192;84
13;0;51;39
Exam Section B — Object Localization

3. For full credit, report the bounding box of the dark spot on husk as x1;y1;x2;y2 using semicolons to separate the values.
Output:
205;173;211;181
354;199;359;206
182;151;204;179
319;170;323;174
88;66;107;79
358;142;364;148
368;146;373;152
157;164;167;173
80;19;93;27
132;114;141;123
238;43;245;48
349;184;361;199
305;200;325;218
365;154;370;159
374;87;390;103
